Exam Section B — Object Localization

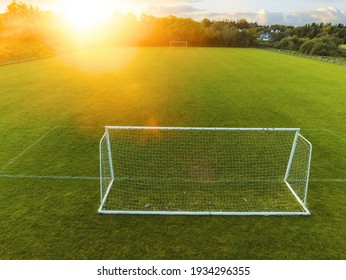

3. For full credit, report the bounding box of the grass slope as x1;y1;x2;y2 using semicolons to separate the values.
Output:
0;47;345;259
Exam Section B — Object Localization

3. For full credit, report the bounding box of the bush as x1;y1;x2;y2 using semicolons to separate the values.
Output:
273;35;305;51
310;36;343;56
310;41;329;56
297;36;345;57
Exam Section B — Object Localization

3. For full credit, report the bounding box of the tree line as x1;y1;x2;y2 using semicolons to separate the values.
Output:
0;1;60;63
1;1;345;63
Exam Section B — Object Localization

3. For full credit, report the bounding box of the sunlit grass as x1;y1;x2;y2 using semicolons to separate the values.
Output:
0;48;345;259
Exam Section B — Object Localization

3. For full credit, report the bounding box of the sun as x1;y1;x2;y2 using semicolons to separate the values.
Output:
60;0;113;29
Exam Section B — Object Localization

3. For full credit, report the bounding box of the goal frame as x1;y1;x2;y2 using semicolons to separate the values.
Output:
169;41;188;47
99;126;312;216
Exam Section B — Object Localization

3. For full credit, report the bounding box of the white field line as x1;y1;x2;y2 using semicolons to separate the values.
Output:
0;56;52;67
0;174;99;180
310;179;346;183
0;173;344;183
323;129;346;143
0;126;58;172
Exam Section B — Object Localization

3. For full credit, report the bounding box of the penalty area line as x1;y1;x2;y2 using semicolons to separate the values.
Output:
0;174;99;180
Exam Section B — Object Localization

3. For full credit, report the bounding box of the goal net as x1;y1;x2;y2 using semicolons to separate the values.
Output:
99;127;312;215
170;41;188;47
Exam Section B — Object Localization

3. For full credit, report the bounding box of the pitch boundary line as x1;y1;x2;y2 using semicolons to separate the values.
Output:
0;126;59;172
304;128;346;142
310;179;346;183
0;56;52;67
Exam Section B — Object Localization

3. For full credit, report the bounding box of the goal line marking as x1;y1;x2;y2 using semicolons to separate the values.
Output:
0;126;59;172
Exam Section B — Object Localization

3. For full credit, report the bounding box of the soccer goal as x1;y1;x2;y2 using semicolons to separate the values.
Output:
99;127;312;216
170;41;188;47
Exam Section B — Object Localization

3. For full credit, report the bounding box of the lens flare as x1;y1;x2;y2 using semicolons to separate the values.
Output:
60;0;112;29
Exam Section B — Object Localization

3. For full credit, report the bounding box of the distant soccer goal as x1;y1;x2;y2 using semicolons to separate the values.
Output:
99;127;312;216
169;41;188;47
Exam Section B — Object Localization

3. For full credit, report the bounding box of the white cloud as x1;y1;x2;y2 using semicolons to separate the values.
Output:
308;7;346;23
221;7;346;25
142;5;206;17
1;1;345;25
141;4;346;25
127;0;201;3
255;9;285;25
226;7;346;25
282;7;346;25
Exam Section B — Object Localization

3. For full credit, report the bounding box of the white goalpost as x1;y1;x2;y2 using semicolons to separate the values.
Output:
169;41;188;47
99;127;312;216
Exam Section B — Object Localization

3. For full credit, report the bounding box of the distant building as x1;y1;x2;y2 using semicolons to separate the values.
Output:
258;30;281;41
258;33;271;41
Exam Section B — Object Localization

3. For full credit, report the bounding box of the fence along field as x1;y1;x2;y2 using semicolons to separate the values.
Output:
0;47;345;259
262;47;346;66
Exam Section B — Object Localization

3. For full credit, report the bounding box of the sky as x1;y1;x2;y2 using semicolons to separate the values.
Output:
1;0;346;25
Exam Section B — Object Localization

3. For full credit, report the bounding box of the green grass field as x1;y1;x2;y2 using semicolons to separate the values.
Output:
0;47;345;259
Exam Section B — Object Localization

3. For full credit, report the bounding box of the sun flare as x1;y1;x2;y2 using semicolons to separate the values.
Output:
60;0;113;29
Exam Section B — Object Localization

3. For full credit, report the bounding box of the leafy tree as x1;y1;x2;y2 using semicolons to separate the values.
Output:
201;18;212;28
274;35;305;51
300;39;315;54
336;28;346;44
2;0;346;61
236;18;250;29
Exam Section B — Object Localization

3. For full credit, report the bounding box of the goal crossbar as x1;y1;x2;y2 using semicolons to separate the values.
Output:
105;126;300;131
169;41;188;47
99;126;312;216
